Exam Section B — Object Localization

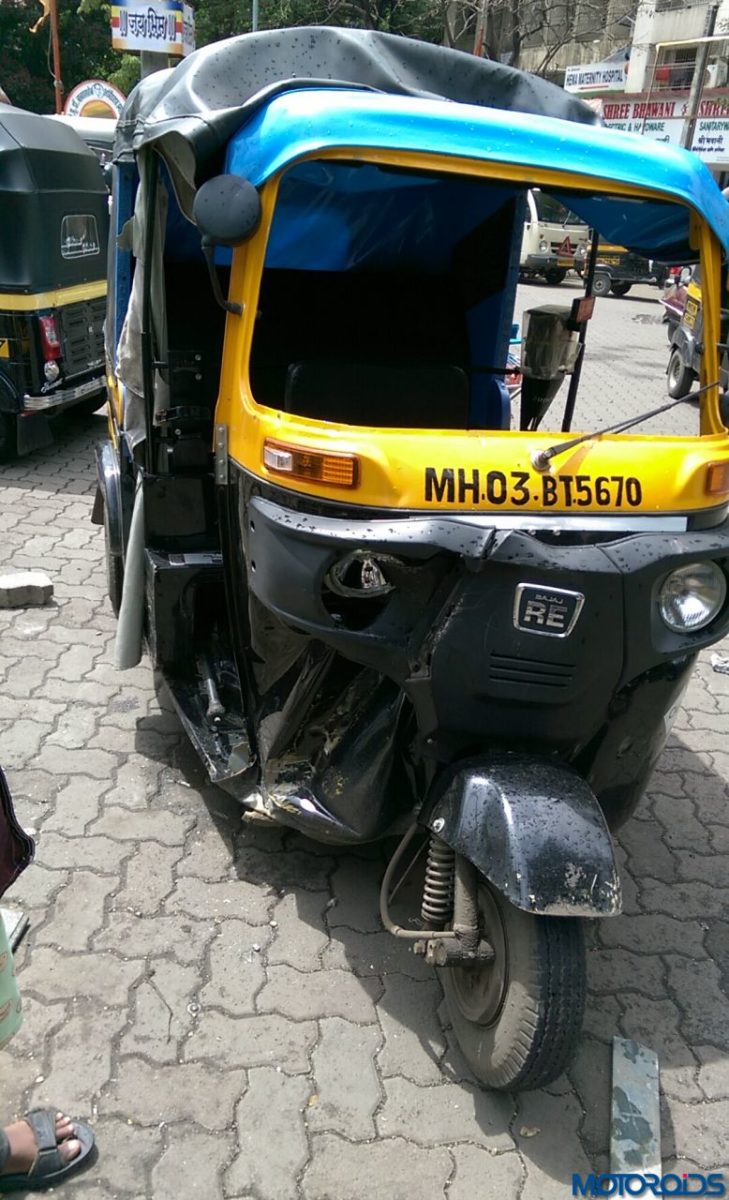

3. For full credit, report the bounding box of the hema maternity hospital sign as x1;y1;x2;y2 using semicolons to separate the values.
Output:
565;61;628;93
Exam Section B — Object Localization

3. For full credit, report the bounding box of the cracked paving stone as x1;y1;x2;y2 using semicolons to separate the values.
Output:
258;964;383;1024
652;794;709;850
35;872;118;951
618;819;677;881
326;858;383;933
268;890;330;972
582;992;622;1043
33;744;119;781
176;829;235;879
42;776;104;832
89;806;195;845
517;1090;593;1200
185;1010;317;1072
79;1118;162;1195
4;996;67;1064
377;1076;514;1150
9;864;69;910
695;1046;729;1100
224;1068;309;1197
21;946;143;1004
199;919;272;1015
568;1038;612;1169
35;832;134;873
46;707;101;749
620;993;703;1101
152;1125;235;1200
115;842;181;915
377;975;447;1086
449;1147;525;1200
0;719;55;768
322;927;433;980
102;1057;247;1129
586;946;666;998
598;914;710;956
302;1134;452;1200
235;843;335;893
661;1096;729;1169
664;955;729;1049
165;877;275;926
94;912;214;965
641;877;729;921
677;851;729;888
102;759;164;810
119;960;199;1063
30;1007;126;1112
308;1017;383;1139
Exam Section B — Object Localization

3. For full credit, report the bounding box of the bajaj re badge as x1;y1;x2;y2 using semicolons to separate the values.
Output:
513;583;584;637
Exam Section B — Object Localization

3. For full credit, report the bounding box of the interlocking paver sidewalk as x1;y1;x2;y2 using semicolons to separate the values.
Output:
0;288;728;1198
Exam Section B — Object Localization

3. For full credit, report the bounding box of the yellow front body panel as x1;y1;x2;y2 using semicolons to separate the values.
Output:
208;150;729;515
0;280;107;312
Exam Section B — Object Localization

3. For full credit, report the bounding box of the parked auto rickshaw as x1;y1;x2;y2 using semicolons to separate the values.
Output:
584;242;669;296
95;28;729;1091
666;264;729;399
0;107;109;459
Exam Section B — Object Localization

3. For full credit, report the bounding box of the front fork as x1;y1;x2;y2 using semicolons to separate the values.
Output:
380;826;494;966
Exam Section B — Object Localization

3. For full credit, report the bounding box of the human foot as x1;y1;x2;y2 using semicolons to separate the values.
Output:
0;1108;95;1192
2;1111;80;1176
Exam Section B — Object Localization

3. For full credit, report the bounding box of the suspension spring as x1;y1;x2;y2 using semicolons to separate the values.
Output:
421;834;455;929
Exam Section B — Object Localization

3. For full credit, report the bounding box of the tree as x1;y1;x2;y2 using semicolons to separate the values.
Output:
453;0;615;73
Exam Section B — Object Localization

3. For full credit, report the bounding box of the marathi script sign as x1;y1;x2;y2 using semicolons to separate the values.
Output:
564;60;628;93
111;0;195;57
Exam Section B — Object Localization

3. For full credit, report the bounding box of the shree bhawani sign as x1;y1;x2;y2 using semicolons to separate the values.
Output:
110;0;195;57
600;96;729;163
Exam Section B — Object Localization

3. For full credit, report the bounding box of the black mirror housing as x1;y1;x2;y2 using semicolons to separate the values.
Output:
193;174;262;247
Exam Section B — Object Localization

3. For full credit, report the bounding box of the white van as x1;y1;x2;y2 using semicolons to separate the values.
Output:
520;188;589;285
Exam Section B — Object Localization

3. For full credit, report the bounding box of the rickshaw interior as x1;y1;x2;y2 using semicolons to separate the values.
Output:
116;153;723;447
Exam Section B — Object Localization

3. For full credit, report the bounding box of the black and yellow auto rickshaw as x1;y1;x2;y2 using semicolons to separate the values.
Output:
96;28;729;1091
0;107;109;459
666;264;729;399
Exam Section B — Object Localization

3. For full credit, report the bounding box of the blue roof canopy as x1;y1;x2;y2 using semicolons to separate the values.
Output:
225;88;729;264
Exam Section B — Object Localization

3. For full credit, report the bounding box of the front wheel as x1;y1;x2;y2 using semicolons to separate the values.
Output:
442;880;585;1091
591;272;611;297
543;267;566;286
667;347;695;399
611;281;632;297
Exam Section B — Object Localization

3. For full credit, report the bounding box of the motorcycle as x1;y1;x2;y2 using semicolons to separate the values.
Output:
94;27;729;1091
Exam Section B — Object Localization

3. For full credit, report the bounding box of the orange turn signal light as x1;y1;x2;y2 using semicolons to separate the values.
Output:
706;461;729;496
263;439;358;489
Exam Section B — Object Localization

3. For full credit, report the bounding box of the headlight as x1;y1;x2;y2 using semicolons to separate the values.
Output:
658;562;726;632
539;240;549;253
43;361;60;383
326;551;397;599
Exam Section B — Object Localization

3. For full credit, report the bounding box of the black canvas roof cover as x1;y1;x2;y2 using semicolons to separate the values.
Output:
0;106;106;196
116;26;599;189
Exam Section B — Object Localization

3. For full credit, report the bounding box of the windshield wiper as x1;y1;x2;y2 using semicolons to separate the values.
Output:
531;380;721;471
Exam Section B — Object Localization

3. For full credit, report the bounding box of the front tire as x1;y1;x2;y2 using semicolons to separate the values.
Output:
611;281;631;297
667;347;694;399
591;272;611;297
543;267;566;286
442;880;585;1091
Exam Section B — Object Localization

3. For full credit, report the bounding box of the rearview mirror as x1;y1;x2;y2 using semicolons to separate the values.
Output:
192;175;262;247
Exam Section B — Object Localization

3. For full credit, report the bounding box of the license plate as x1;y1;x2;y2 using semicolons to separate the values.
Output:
557;258;572;267
424;468;644;509
683;300;698;329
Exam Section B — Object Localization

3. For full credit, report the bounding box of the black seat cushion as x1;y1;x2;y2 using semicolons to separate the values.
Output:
284;360;470;428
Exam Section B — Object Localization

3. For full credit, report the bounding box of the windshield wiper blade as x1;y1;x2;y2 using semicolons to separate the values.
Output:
531;380;721;471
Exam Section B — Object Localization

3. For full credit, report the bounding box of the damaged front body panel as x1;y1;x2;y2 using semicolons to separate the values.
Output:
149;469;726;852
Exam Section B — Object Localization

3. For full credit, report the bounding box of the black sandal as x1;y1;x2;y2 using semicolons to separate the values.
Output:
0;1108;96;1192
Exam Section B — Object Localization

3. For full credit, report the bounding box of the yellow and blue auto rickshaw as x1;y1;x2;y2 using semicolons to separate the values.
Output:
0;107;109;458
95;28;729;1091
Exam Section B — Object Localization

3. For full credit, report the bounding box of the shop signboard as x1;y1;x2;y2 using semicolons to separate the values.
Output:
564;60;629;93
110;0;195;57
600;96;729;165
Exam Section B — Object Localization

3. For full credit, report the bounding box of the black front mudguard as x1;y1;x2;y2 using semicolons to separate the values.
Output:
423;754;621;917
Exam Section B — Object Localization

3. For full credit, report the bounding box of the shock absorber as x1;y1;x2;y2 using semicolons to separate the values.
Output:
421;834;455;929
